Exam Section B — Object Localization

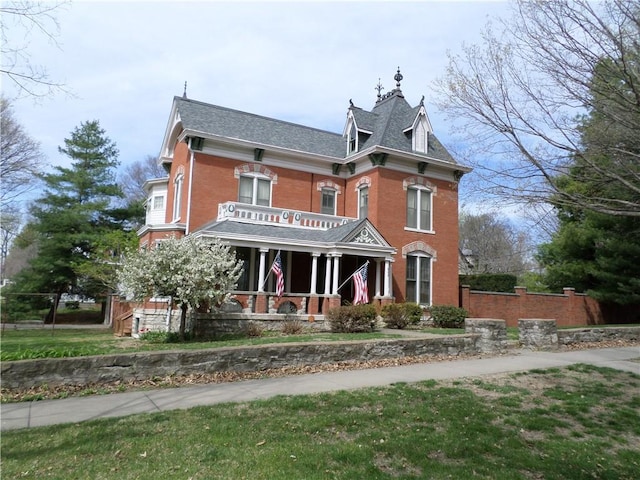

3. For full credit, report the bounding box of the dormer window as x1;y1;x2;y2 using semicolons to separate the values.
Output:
405;105;433;154
348;122;358;154
414;117;427;153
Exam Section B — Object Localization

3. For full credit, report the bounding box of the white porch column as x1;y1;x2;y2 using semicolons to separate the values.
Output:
286;250;292;293
310;253;320;294
324;254;332;295
375;259;382;297
257;248;268;292
332;254;341;295
384;258;392;297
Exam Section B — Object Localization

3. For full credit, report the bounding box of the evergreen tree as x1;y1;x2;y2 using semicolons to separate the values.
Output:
538;56;640;305
10;120;125;316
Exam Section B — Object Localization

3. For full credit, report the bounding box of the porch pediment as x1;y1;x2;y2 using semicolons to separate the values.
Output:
340;219;389;247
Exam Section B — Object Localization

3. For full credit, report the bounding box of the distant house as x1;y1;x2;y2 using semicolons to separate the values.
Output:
138;69;470;317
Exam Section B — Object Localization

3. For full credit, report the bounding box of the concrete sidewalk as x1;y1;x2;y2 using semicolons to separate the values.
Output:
2;346;638;431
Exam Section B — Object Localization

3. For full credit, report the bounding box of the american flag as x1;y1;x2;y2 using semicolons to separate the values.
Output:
272;251;284;298
352;263;369;305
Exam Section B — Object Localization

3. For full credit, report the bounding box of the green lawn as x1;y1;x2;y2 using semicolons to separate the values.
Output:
0;327;406;361
2;364;638;479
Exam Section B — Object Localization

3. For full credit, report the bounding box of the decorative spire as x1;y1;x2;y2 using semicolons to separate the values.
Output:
375;78;384;100
394;67;403;89
183;81;188;98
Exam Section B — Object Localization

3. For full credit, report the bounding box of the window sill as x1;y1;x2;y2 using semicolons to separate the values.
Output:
404;227;435;235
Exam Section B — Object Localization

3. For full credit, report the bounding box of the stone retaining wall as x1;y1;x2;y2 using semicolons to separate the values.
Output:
3;321;637;390
519;319;640;349
558;326;640;345
1;335;480;390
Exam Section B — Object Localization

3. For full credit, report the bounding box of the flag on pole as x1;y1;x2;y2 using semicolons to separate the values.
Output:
271;250;285;298
352;263;369;305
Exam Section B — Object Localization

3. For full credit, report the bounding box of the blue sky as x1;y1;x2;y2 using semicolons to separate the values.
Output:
4;0;511;202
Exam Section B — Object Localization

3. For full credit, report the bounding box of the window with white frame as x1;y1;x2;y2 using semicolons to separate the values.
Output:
172;173;183;221
239;175;271;206
153;195;164;210
406;254;431;305
406;186;432;231
321;188;336;215
358;186;369;219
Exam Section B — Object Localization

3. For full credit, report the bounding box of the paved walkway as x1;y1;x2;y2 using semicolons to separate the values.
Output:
2;346;638;431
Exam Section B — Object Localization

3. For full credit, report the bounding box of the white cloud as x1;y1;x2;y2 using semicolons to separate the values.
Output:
3;1;511;172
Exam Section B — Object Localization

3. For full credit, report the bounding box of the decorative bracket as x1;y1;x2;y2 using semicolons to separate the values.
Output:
368;153;387;166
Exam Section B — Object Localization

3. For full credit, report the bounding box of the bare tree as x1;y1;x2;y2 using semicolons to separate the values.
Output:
118;155;167;204
459;211;533;275
0;97;43;206
435;0;640;217
1;0;69;98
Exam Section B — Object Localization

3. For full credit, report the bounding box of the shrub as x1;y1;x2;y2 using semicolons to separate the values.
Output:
459;274;517;293
281;319;304;335
140;331;172;343
64;301;80;310
327;304;378;333
428;305;468;328
380;303;423;329
244;322;264;337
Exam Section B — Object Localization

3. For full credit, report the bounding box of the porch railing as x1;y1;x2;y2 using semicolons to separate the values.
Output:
217;202;356;230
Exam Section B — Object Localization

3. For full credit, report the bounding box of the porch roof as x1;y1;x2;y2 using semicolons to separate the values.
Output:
192;217;396;256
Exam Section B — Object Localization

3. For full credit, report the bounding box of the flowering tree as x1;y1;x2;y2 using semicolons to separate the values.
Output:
117;235;243;340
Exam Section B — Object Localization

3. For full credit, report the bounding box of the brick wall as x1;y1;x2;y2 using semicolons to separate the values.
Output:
460;285;640;327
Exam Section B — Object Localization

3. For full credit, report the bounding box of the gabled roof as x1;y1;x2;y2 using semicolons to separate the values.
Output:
173;96;346;158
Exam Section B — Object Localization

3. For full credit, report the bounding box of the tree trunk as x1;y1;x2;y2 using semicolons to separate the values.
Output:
179;303;188;341
44;292;61;324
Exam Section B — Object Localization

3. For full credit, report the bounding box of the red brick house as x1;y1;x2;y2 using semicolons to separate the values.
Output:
138;70;470;318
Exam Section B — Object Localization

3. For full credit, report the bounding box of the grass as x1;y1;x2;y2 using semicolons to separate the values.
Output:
0;327;406;361
2;364;639;479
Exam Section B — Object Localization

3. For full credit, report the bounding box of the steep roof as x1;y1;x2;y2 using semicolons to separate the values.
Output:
351;90;456;164
170;76;459;166
174;96;346;158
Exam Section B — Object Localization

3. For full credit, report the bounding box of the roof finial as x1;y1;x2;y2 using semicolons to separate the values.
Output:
375;78;384;100
183;81;188;98
394;67;403;89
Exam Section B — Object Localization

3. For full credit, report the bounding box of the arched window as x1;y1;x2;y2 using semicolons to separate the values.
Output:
172;172;183;222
